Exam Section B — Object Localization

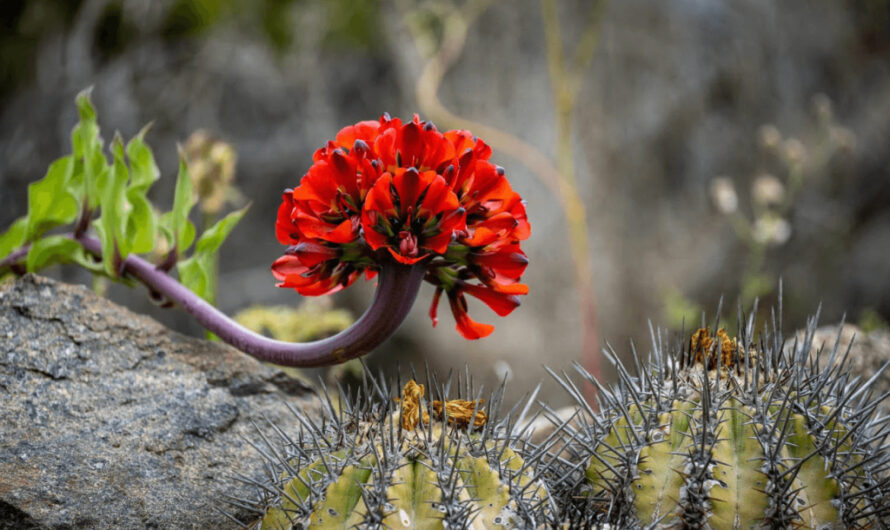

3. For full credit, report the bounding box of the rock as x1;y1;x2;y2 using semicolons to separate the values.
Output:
791;323;890;412
0;275;319;529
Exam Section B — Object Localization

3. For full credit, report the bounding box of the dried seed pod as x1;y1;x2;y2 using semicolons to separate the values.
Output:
551;305;890;529
237;369;557;529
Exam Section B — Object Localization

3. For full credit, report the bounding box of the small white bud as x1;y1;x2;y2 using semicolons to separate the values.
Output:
751;174;785;206
753;215;791;246
709;177;738;214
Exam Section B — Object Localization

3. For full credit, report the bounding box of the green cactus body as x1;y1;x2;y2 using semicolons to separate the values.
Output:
250;377;555;529
556;322;890;528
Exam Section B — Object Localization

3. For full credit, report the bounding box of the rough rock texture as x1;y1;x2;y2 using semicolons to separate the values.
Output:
0;275;319;529
793;324;890;412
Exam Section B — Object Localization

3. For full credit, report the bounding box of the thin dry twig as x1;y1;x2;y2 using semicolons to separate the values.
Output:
404;0;609;401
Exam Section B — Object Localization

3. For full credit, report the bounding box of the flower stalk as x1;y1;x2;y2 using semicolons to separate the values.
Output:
1;233;425;367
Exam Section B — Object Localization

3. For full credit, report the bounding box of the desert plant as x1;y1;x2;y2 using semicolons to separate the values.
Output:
0;90;531;367
240;370;559;528
549;304;890;528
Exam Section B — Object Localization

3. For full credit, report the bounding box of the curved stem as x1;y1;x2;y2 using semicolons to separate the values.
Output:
4;235;426;367
0;246;29;271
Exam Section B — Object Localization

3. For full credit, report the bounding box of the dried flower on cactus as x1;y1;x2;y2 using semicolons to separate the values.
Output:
239;369;557;529
548;304;890;528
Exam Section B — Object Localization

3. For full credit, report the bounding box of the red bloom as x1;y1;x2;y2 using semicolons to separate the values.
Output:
274;115;530;338
361;168;464;264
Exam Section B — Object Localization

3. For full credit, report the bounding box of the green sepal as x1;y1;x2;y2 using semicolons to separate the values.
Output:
25;156;78;242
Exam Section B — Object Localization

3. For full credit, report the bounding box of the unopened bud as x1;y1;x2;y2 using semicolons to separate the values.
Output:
709;177;738;215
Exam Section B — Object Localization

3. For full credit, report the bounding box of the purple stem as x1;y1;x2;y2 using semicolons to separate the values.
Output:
0;246;29;271
3;234;425;367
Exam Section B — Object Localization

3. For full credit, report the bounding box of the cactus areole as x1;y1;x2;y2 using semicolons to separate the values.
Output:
246;374;556;529
553;314;890;528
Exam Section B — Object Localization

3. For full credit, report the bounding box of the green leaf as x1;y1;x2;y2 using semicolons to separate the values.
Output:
170;153;197;253
26;235;82;273
25;156;78;241
0;217;28;260
126;124;159;190
177;255;210;301
125;192;158;254
94;135;130;276
195;204;249;255
71;89;105;210
75;88;97;121
159;213;195;255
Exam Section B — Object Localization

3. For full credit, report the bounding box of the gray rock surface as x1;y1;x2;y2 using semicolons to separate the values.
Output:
793;323;890;412
0;274;319;529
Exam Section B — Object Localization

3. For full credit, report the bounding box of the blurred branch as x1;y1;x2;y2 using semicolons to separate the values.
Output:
410;0;562;198
540;0;607;402
405;0;608;398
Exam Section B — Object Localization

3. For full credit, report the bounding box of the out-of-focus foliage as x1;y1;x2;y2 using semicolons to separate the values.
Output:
235;299;353;343
235;298;355;382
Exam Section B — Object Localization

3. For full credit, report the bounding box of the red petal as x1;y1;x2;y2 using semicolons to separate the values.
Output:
490;282;529;295
270;255;308;281
327;219;356;243
473;247;528;276
419;173;459;216
393;168;427;211
329;150;360;199
293;280;344;296
374;128;398;168
475;211;518;234
294;164;340;206
363;174;396;215
294;211;354;244
424;230;454;255
399;120;423;166
429;287;443;327
275;193;300;245
509;198;531;240
448;292;494;340
462;226;500;247
462;283;521;316
290;241;338;267
386;247;429;265
469;161;513;204
335;120;381;149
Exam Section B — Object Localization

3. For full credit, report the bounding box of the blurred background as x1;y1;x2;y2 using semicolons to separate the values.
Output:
1;0;889;407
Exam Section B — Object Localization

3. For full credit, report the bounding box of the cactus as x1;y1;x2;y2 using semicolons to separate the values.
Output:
551;307;890;529
240;370;557;529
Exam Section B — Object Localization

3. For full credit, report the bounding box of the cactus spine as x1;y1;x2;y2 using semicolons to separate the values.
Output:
552;308;890;529
241;370;556;529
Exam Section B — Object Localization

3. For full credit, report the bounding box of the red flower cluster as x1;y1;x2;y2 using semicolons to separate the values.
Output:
274;114;530;339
